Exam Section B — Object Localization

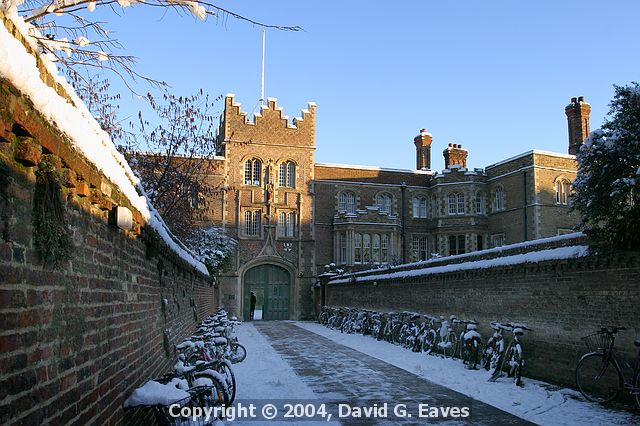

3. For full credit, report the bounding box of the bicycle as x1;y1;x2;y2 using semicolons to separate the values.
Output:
488;323;532;386
575;326;640;407
459;320;482;369
435;316;458;358
481;321;504;371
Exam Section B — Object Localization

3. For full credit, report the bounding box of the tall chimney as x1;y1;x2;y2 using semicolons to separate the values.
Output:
414;129;433;170
443;143;468;168
565;96;591;155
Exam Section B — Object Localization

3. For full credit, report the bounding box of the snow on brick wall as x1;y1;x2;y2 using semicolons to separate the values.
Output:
324;246;640;388
0;19;217;426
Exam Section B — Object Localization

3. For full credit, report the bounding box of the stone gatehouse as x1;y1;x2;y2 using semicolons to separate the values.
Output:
197;95;589;320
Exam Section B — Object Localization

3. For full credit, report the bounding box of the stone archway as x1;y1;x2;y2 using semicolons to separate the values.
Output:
243;264;290;321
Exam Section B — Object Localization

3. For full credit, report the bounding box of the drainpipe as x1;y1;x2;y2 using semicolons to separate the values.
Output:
522;164;528;241
401;182;407;263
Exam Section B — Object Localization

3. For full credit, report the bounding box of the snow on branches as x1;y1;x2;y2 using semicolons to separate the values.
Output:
573;82;640;248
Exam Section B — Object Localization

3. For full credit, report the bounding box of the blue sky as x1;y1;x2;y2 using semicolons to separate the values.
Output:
97;1;639;171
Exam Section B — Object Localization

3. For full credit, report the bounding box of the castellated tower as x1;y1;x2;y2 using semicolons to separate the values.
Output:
565;96;591;156
414;129;433;170
443;143;468;168
213;95;317;321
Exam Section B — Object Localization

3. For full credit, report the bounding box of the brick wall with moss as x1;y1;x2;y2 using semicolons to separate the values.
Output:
0;77;216;424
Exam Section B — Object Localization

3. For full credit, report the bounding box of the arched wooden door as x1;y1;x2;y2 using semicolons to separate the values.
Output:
244;264;290;320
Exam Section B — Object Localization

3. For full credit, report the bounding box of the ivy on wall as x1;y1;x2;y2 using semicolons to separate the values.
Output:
33;156;71;268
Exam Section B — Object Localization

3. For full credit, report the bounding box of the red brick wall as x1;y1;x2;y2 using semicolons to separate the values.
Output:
324;244;640;388
0;81;215;424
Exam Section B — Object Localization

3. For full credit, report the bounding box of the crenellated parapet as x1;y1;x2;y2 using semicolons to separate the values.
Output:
220;94;316;148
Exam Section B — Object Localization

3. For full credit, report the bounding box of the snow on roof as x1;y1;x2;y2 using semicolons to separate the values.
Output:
330;244;589;285
486;150;576;169
315;162;434;175
0;13;208;275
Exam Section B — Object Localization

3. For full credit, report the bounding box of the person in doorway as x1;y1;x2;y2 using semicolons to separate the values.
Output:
250;292;257;320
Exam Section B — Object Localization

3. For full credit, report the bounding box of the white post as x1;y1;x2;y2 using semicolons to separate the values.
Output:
261;30;265;106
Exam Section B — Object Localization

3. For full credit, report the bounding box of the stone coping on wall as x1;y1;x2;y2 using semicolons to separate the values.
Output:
327;232;587;284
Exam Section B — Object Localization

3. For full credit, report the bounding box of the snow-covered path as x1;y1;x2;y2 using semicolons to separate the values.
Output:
230;321;639;425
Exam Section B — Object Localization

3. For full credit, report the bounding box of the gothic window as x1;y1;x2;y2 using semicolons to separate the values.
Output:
449;234;466;256
279;161;296;188
375;193;393;214
243;210;262;236
338;191;356;213
413;195;428;218
413;236;428;261
555;179;570;205
244;158;262;186
277;211;296;237
448;193;465;215
494;187;505;211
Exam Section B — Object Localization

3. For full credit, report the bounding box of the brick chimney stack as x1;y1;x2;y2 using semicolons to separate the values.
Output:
443;143;468;168
414;129;433;170
565;96;591;156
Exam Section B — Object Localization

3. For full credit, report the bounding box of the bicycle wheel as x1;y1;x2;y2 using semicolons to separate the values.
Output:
423;330;437;354
443;333;457;358
229;342;247;363
507;344;521;383
634;371;640;408
193;372;229;406
218;360;236;404
575;353;623;403
468;340;481;370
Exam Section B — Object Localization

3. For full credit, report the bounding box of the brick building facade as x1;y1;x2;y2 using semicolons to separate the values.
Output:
202;94;589;320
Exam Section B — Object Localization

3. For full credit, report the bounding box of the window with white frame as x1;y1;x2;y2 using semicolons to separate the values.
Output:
494;187;505;211
413;236;428;261
354;233;362;263
279;161;296;188
448;193;465;215
372;234;381;263
350;232;394;265
363;234;371;263
381;234;389;263
413;195;428;218
475;192;486;215
375;193;393;214
277;211;296;237
243;210;262;236
244;158;262;186
555;179;570;205
338;232;347;264
338;191;356;213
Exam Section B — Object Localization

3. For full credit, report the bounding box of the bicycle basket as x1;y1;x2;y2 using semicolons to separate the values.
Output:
580;331;613;352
